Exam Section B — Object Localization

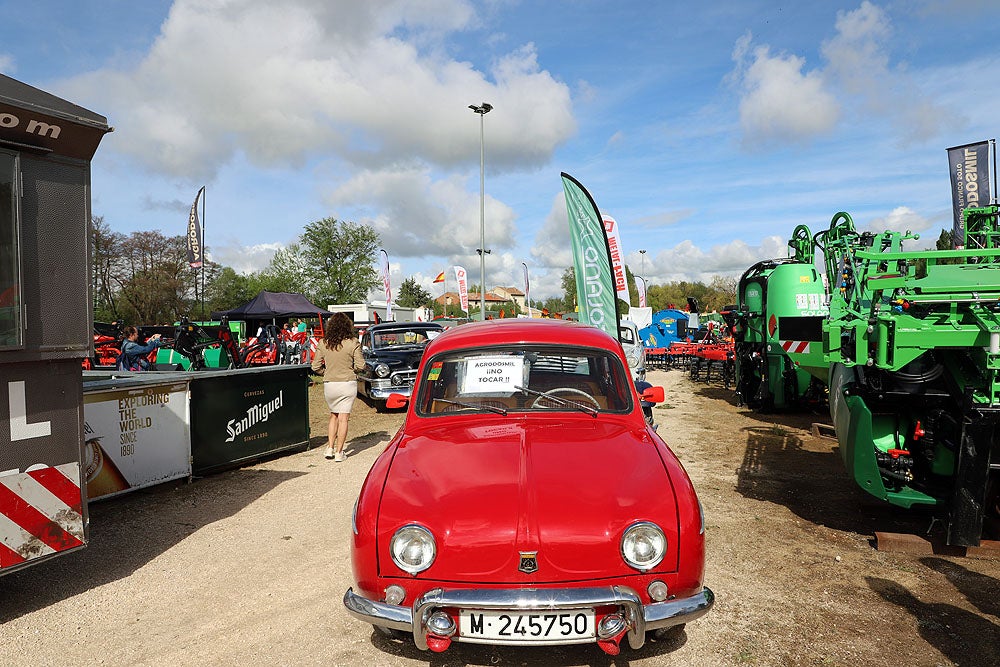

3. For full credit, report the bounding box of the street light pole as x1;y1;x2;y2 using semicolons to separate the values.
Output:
469;102;492;321
639;249;647;290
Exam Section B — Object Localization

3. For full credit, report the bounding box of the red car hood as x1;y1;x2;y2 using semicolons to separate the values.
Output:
377;416;680;583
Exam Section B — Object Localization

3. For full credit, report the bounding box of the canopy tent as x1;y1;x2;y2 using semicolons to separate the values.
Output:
211;291;329;320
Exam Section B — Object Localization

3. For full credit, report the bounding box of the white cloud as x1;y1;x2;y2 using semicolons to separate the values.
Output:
530;192;575;272
866;206;931;234
731;32;840;147
821;2;950;142
821;1;891;99
527;190;789;296
641;236;789;284
0;53;15;74
210;240;284;274
328;167;516;259
60;0;575;181
730;2;953;147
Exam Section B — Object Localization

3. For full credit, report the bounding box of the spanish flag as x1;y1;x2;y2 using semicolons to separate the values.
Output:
433;271;445;283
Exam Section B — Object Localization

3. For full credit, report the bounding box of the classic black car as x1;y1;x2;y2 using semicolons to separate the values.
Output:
357;321;444;400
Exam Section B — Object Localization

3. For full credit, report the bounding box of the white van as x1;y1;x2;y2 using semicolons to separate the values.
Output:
619;318;646;382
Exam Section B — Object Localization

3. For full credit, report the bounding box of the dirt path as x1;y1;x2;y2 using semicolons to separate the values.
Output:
1;368;997;666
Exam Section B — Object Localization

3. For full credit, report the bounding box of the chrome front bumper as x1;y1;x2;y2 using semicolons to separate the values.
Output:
365;385;414;400
343;585;714;651
359;378;416;400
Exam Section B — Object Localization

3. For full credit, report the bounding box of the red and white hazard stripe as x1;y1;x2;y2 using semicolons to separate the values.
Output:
0;462;84;570
780;340;811;354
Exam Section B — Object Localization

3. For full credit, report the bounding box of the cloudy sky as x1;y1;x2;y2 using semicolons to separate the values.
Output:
2;0;998;301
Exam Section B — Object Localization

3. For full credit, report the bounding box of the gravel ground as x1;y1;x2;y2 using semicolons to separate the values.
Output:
1;367;998;666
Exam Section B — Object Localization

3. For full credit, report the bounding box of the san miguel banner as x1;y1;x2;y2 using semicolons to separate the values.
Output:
947;140;994;245
561;173;620;339
380;249;393;321
454;265;469;313
602;214;629;302
186;186;205;268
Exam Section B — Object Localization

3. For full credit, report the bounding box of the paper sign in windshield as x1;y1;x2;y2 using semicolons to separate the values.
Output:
462;357;523;394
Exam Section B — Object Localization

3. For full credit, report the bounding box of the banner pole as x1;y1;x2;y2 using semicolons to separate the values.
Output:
992;139;997;206
201;185;206;321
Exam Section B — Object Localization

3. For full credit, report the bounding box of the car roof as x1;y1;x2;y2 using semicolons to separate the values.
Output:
366;321;443;332
425;318;620;355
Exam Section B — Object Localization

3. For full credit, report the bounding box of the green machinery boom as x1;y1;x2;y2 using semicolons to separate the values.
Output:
816;207;1000;546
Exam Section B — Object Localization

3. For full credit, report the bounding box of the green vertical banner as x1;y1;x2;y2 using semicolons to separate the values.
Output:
561;172;621;339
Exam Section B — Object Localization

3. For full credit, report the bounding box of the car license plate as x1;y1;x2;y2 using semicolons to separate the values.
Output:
458;609;595;644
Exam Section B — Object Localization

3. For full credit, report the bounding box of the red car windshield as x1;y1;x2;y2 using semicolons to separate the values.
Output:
415;345;633;416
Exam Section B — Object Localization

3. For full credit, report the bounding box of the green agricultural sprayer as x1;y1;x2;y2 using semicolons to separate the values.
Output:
736;206;1000;545
733;224;829;411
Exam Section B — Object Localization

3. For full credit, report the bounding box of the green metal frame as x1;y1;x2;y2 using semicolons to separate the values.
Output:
820;209;1000;407
815;206;1000;543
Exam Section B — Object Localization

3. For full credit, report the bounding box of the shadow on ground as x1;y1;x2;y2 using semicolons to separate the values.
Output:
0;466;305;623
367;622;689;667
734;423;936;540
346;430;392;457
867;574;1000;664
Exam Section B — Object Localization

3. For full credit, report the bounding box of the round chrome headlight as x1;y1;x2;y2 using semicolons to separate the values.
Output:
621;521;666;571
390;524;436;575
375;363;391;378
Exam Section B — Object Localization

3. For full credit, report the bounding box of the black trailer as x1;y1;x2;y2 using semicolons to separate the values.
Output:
0;74;110;575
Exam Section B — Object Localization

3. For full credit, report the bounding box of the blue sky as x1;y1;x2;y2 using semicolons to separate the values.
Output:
2;0;998;302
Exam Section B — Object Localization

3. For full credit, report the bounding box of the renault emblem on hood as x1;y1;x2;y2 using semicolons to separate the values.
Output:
518;551;538;574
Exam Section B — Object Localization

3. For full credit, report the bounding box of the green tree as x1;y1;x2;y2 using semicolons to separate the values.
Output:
560;267;576;313
90;215;125;322
113;230;191;324
622;263;638;313
207;266;261;313
539;296;565;316
932;228;964;266
704;275;738;312
396;277;431;308
257;244;309;294
299;218;381;304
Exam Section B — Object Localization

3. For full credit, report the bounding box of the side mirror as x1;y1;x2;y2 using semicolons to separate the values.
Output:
386;393;409;409
640;386;665;403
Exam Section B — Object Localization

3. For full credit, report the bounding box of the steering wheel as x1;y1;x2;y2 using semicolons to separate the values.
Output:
530;387;601;409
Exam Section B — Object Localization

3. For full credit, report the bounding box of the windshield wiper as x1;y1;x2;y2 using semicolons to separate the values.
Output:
514;385;598;417
436;398;508;415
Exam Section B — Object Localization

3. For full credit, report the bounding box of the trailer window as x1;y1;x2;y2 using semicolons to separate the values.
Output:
0;150;22;348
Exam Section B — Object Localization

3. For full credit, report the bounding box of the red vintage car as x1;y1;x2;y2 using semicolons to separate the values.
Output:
344;319;713;655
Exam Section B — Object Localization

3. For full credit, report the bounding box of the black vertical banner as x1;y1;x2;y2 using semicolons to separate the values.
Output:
186;187;204;268
947;141;992;246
